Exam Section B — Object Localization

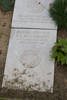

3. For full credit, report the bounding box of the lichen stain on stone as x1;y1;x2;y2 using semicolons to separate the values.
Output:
47;72;52;75
3;67;52;92
27;0;45;13
47;80;50;83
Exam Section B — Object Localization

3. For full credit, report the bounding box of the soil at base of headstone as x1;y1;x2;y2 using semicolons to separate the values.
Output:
58;28;67;39
0;9;67;100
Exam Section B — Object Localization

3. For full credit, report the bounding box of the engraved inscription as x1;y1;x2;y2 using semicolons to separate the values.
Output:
20;50;41;68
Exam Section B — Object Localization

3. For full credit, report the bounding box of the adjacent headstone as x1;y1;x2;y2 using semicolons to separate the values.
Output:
12;0;57;29
2;0;57;93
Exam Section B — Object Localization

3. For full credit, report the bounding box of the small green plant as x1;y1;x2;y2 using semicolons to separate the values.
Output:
0;0;15;12
51;38;67;65
49;0;67;30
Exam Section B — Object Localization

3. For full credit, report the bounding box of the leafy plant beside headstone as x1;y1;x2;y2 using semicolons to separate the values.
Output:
49;0;67;30
51;39;67;65
0;0;15;12
49;0;67;65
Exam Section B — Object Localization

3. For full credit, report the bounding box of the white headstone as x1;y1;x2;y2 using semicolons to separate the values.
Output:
2;29;57;92
2;0;57;93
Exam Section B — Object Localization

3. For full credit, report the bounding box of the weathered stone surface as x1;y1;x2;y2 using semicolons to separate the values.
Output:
2;29;57;92
2;0;57;93
12;0;57;29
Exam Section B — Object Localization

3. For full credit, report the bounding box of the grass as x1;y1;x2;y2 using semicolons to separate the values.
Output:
0;0;15;12
0;98;19;100
0;98;15;100
0;98;29;100
0;98;13;100
0;98;9;100
0;98;32;100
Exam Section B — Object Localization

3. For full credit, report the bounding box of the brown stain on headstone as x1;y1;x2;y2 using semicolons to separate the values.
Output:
47;72;52;75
